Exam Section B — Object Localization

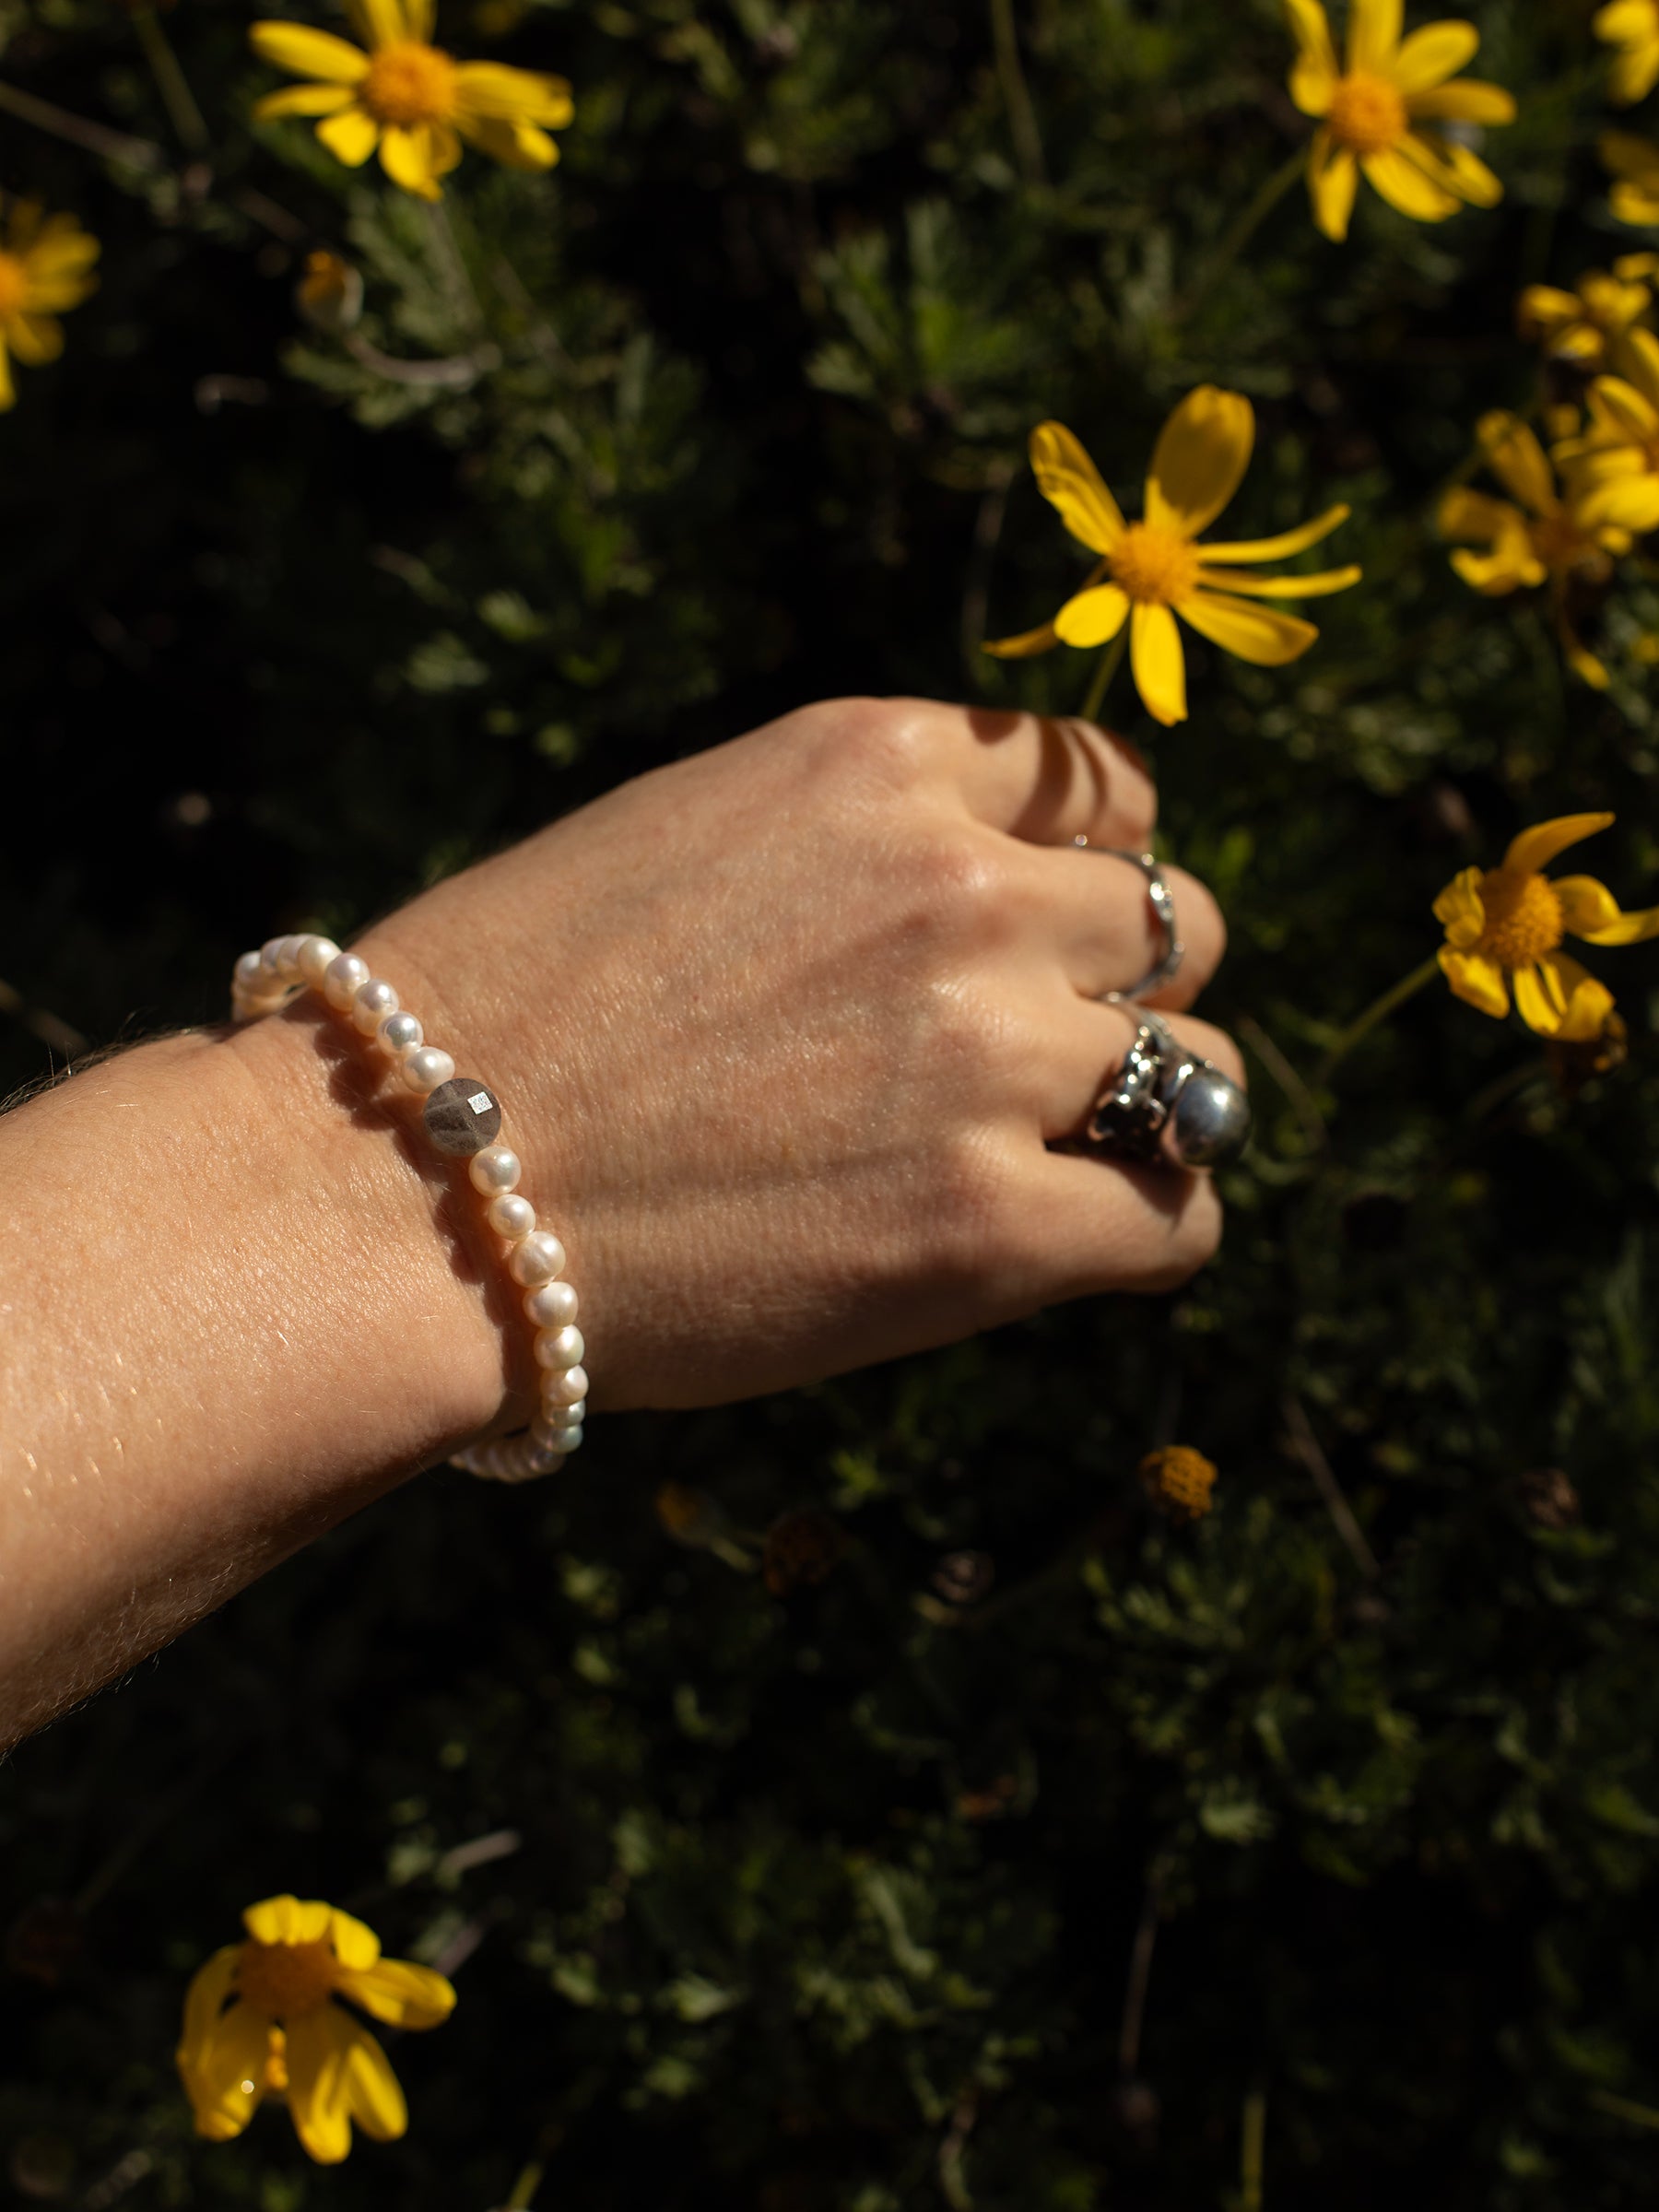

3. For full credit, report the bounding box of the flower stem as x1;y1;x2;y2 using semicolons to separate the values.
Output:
1177;144;1306;322
1079;628;1127;724
988;0;1046;188
0;76;162;169
130;6;210;154
1317;954;1441;1084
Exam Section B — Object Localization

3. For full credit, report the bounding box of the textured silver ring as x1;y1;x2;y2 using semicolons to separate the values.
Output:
1074;838;1184;1002
1083;1013;1251;1174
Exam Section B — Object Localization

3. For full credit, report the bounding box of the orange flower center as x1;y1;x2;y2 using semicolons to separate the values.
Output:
1326;70;1408;157
0;253;29;316
1108;523;1200;607
1475;867;1565;969
360;39;458;128
236;1936;337;2020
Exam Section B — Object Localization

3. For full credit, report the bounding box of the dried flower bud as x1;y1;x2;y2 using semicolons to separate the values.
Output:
1546;1010;1627;1100
1138;1445;1218;1523
654;1481;729;1549
1515;1467;1582;1530
762;1508;845;1595
295;249;363;335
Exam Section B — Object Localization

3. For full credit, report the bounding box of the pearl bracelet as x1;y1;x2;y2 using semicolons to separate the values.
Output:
230;932;586;1484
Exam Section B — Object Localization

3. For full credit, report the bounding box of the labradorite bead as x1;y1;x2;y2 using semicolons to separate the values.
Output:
423;1077;503;1157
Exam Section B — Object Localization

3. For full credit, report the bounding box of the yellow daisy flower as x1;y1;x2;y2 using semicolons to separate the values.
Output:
1555;325;1659;535
1139;1445;1218;1523
0;198;99;413
176;1893;455;2164
1517;260;1656;372
1603;130;1659;226
984;390;1361;728
1596;0;1659;106
1434;813;1659;1040
1440;411;1629;688
251;0;572;203
1283;0;1515;243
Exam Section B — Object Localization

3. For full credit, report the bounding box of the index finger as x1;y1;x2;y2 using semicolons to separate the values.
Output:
925;703;1159;850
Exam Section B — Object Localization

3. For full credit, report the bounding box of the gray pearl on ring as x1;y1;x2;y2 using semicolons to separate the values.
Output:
423;1077;503;1156
1162;1064;1252;1171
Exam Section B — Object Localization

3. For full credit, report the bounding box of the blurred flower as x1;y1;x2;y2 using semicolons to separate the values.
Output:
1517;262;1655;372
761;1508;846;1596
1283;0;1514;243
295;248;364;332
985;393;1360;726
1433;813;1659;1039
0;199;98;413
1596;0;1659;105
1554;326;1659;535
176;1893;454;2164
1603;130;1659;225
1139;1445;1218;1522
1440;411;1628;688
250;0;572;203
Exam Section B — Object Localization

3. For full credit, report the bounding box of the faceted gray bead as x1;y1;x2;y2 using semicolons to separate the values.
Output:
423;1077;503;1157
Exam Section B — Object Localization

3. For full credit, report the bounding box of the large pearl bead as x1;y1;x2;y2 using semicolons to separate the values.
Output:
402;1046;456;1096
378;1009;423;1057
297;935;341;983
323;952;370;1010
352;978;399;1034
542;1363;587;1406
488;1194;536;1241
469;1145;521;1196
524;1279;577;1328
509;1230;566;1287
535;1324;585;1371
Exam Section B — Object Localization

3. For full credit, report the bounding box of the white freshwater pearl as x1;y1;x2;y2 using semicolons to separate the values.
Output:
535;1324;585;1371
324;952;370;1010
469;1145;521;1196
542;1363;587;1407
532;1412;573;1449
547;1424;583;1453
277;933;309;972
352;978;399;1034
524;1279;577;1329
260;935;290;980
509;1230;566;1287
234;950;265;991
488;1194;536;1241
297;935;341;983
378;1009;423;1057
402;1046;455;1095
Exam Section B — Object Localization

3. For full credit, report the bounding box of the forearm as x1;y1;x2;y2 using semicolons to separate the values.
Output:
0;1009;506;1751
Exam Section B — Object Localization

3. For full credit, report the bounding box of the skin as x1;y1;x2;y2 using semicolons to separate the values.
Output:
0;697;1239;1751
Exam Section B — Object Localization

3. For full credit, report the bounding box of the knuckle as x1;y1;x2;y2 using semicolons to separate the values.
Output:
817;696;940;787
905;833;1014;952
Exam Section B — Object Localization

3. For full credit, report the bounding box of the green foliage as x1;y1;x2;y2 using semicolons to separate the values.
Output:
5;0;1659;2205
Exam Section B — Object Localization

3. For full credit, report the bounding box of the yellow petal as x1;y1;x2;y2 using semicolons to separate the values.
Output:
1130;601;1187;725
1438;947;1510;1018
1576;470;1659;532
1201;502;1350;562
1432;865;1487;948
1053;582;1131;648
1558;612;1612;690
0;335;14;413
1477;411;1557;517
1513;284;1581;335
1027;421;1125;555
1450;540;1544;594
334;1955;457;2030
1610;180;1659;225
1348;0;1403;74
1390;21;1479;92
249;22;369;82
1284;0;1339;113
1612;324;1659;408
982;620;1060;659
25;222;100;277
1559;876;1659;944
182;2000;276;2143
1598;0;1657;39
316;105;381;167
1440;487;1524;542
6;312;62;366
346;2022;408;2140
377;123;445;195
346;0;409;49
454;112;559;171
1193;562;1361;598
1362;143;1462;223
284;2006;355;2165
324;1909;381;1971
1421;134;1504;206
1406;77;1516;124
1178;587;1320;665
255;82;359;117
1503;813;1615;876
453;61;573;124
176;1945;242;2085
244;1896;334;1947
1514;952;1615;1041
1308;129;1359;241
1145;386;1253;540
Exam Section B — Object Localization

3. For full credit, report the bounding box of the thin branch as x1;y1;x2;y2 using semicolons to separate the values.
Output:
0;78;163;169
345;331;500;387
960;455;1015;681
1117;1856;1168;2074
1238;1014;1327;1154
938;2092;978;2211
1281;1394;1379;1580
987;0;1046;187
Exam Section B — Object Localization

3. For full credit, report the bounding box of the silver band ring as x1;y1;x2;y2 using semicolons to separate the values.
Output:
1081;1013;1251;1173
1074;838;1183;1002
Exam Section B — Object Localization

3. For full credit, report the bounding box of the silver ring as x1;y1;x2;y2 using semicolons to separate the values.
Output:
1074;838;1183;1002
1082;1013;1251;1173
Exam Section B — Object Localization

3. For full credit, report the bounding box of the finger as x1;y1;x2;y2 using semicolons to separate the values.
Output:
1006;842;1228;1013
1019;989;1244;1143
915;700;1158;849
1024;1147;1227;1300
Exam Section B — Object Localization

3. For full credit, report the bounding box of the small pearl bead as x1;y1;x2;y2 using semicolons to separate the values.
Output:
549;1424;584;1453
402;1046;455;1095
535;1324;585;1371
260;935;290;978
298;935;341;982
532;1413;571;1449
234;950;265;990
509;1230;566;1287
524;1279;578;1328
469;1145;521;1196
378;1009;423;1056
324;952;370;1010
352;978;399;1034
488;1194;536;1240
276;934;309;972
542;1363;588;1407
